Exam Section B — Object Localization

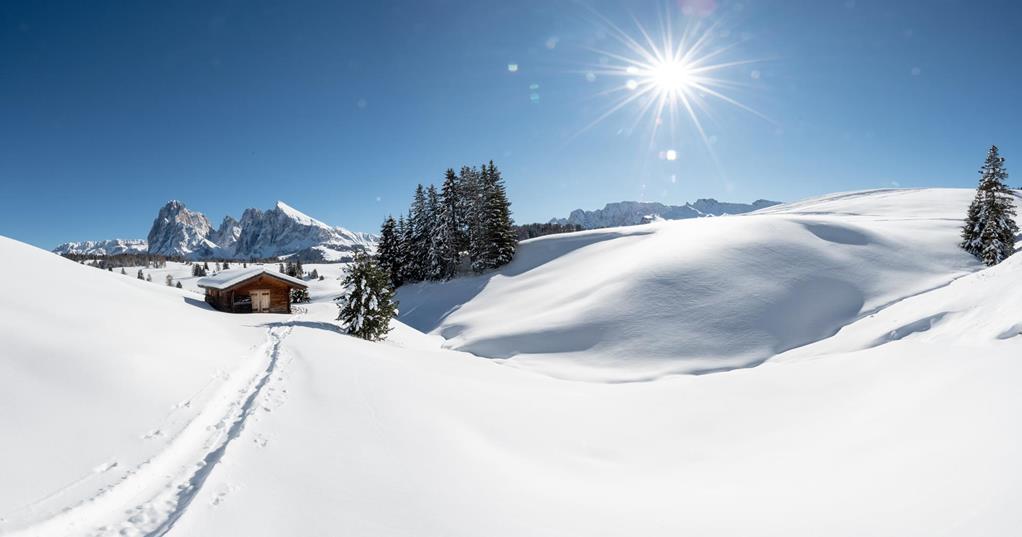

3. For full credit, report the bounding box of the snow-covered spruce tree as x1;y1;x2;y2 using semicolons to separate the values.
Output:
137;269;144;280
961;145;1018;265
175;281;183;289
375;215;402;287
434;169;462;279
165;274;174;286
146;274;152;282
397;214;417;284
408;185;430;281
482;160;516;268
222;261;230;270
120;268;126;275
336;252;398;341
458;165;483;259
425;184;445;280
467;165;489;270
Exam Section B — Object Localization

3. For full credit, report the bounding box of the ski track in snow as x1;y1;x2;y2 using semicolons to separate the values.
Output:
5;319;298;537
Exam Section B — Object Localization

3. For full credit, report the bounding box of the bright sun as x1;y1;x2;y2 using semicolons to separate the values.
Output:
648;60;694;95
577;9;768;151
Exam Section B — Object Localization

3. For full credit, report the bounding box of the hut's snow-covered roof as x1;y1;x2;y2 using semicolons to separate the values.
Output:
196;267;308;290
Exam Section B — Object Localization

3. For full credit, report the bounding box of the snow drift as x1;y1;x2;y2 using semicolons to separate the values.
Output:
399;188;983;381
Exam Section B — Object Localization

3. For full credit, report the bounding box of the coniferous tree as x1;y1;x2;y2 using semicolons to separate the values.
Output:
146;274;152;282
425;184;445;280
137;269;144;280
203;261;210;272
336;252;399;341
961;145;1018;265
408;185;430;281
175;281;183;289
466;165;488;269
120;268;127;275
165;274;174;286
375;215;402;287
434;169;462;279
222;261;230;270
396;214;414;284
310;268;320;280
482;160;517;268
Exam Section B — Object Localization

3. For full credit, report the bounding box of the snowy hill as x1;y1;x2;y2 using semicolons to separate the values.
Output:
4;187;1022;536
400;188;988;381
52;238;148;256
550;198;780;229
144;200;374;261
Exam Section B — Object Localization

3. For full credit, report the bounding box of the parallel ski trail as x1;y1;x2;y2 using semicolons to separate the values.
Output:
5;319;297;537
143;323;291;537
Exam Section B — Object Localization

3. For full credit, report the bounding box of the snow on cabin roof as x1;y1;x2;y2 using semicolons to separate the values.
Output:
196;266;308;290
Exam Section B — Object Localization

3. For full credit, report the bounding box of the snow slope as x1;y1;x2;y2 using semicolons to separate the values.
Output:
3;187;1021;536
0;237;269;534
399;188;985;382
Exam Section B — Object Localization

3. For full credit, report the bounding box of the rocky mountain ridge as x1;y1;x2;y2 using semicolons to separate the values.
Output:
550;198;781;229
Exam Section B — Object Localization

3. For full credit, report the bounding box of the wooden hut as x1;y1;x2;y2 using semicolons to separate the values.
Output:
196;267;309;313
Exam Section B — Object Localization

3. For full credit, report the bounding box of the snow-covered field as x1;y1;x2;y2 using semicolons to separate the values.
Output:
2;188;1021;536
94;261;352;303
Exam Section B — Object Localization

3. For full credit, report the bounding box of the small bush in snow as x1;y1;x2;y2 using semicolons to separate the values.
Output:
291;287;310;304
337;252;398;341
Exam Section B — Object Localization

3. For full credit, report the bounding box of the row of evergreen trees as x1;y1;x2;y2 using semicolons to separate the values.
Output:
375;161;516;286
961;145;1019;266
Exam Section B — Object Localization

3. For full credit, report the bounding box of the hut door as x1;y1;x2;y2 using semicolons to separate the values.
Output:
252;290;271;312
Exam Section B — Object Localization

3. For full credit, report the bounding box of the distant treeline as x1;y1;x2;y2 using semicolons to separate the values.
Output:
60;252;308;268
61;252;178;268
514;222;583;241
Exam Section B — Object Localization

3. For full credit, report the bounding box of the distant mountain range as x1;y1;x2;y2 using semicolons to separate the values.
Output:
54;201;375;261
549;198;781;229
53;239;149;257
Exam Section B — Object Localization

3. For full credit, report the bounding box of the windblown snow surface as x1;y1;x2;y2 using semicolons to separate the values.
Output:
2;188;1021;536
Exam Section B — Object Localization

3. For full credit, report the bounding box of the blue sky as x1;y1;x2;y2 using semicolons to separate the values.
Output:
2;0;1020;249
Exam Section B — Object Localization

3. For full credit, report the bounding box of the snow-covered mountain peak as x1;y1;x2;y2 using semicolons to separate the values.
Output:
136;200;375;261
147;200;217;258
272;200;332;229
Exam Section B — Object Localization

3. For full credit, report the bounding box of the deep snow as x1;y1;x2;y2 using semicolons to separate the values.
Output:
398;188;984;382
2;188;1021;536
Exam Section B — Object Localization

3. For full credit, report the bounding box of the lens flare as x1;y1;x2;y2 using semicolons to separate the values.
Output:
576;6;771;153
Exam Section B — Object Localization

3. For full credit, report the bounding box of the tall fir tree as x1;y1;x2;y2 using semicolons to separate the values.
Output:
425;184;446;280
483;160;517;268
336;252;399;341
458;166;482;258
408;184;430;281
376;215;402;287
467;165;489;270
961;145;1018;265
434;169;462;279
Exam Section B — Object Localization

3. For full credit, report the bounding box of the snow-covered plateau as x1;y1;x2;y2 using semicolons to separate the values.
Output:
3;188;1021;536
